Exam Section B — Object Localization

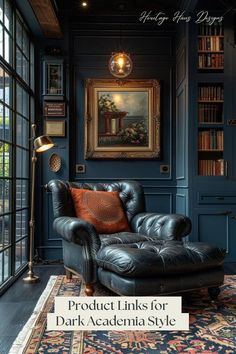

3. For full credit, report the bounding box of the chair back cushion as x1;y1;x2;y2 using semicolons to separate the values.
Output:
47;180;145;222
70;188;130;233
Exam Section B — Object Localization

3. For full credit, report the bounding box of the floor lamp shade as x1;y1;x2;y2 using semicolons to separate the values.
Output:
34;135;54;152
23;125;54;283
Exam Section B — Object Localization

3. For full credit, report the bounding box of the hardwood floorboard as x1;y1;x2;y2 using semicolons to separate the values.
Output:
0;263;235;354
0;264;64;354
224;263;236;275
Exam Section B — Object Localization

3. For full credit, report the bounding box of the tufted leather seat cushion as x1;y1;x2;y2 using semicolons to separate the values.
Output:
96;239;225;278
99;232;153;248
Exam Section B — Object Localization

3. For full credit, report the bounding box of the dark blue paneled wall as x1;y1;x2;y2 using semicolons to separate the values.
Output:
36;18;180;259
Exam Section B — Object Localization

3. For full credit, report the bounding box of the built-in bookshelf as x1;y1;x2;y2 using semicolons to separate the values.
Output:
197;89;225;175
198;129;224;150
198;159;224;176
198;84;223;123
197;22;225;176
198;23;224;71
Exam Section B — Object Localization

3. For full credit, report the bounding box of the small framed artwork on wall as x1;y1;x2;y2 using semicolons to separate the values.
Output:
43;59;64;100
44;120;65;137
44;102;66;117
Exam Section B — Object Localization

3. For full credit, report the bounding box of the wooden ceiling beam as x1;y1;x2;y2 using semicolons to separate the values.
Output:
29;0;62;38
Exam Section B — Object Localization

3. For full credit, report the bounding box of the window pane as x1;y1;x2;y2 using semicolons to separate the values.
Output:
16;147;29;178
15;212;21;240
0;104;3;140
23;89;29;117
4;0;12;32
22;209;28;237
16;83;22;113
4;71;10;105
0;214;10;249
0;252;3;283
3;248;10;280
22;238;27;264
4;30;11;63
30;43;34;91
0;142;11;177
15;241;21;270
16;84;29;117
0;0;3;23
16;115;29;148
0;68;12;106
22;55;29;84
22;29;29;58
16;180;28;210
0;24;3;58
30;97;35;121
16;47;22;77
0;66;3;101
16;19;22;47
0;179;11;213
4;107;12;142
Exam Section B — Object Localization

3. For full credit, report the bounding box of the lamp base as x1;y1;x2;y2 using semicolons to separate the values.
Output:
23;274;39;283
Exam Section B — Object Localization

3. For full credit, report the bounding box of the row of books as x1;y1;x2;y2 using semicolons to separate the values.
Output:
198;104;223;123
198;130;224;150
198;23;224;36
198;53;224;69
198;159;224;176
198;85;223;101
198;37;224;51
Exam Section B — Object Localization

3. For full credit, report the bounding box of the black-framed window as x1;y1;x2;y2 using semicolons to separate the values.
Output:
0;0;34;290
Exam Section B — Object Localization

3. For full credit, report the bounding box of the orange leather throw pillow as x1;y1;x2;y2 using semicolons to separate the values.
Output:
70;188;130;234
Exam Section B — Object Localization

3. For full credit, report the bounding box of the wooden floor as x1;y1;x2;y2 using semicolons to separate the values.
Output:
0;263;235;354
0;265;64;354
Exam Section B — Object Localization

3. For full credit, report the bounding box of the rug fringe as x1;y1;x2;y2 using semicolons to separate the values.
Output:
8;275;58;354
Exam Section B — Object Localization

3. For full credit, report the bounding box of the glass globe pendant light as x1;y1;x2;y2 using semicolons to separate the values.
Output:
109;51;133;78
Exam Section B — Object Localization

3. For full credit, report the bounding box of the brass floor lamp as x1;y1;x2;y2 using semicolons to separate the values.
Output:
23;124;54;283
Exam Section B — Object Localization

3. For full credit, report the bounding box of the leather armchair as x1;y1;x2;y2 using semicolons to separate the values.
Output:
48;179;224;297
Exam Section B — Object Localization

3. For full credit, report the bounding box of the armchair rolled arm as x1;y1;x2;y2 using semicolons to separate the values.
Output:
131;213;192;241
53;216;101;255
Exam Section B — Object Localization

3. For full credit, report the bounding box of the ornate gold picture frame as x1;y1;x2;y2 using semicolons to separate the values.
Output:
85;79;161;159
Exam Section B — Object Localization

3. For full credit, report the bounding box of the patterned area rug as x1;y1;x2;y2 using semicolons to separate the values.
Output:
9;275;236;354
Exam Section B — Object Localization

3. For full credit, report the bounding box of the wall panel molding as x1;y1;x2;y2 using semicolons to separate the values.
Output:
145;192;174;213
176;84;187;180
176;193;186;215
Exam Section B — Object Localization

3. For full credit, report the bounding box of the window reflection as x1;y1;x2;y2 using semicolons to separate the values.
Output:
16;147;29;178
0;25;3;58
0;179;10;214
15;241;21;270
0;67;3;101
0;215;10;249
16;180;28;210
0;142;10;177
4;249;10;280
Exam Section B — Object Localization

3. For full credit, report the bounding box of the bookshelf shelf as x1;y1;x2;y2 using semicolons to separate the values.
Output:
198;67;224;70
198;123;223;127
198;35;224;38
198;24;224;72
198;51;224;53
198;100;223;103
198;149;223;152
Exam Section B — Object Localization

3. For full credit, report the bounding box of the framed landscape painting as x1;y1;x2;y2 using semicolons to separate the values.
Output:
85;79;161;159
